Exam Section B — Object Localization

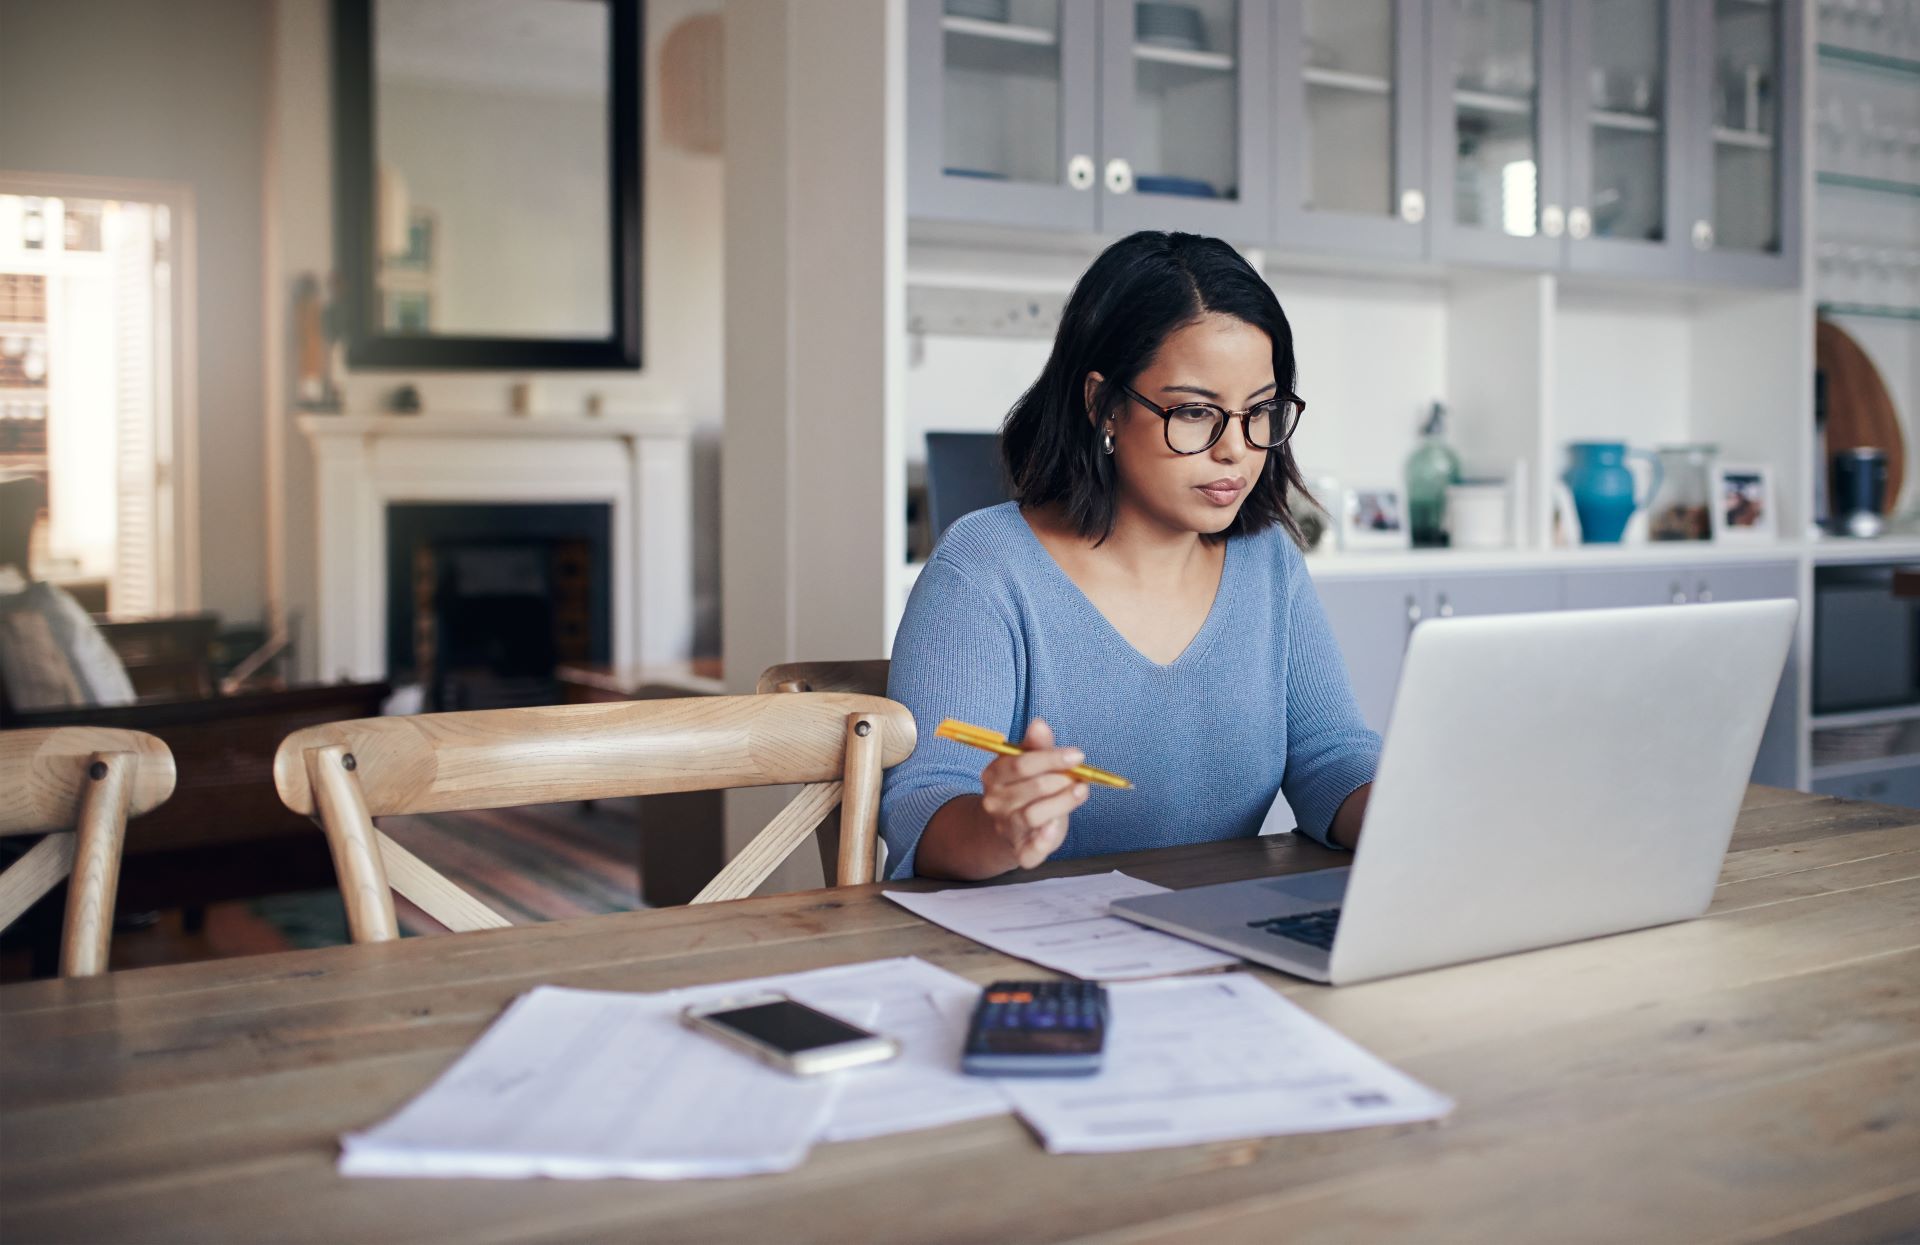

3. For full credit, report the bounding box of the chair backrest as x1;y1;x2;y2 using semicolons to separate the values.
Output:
272;693;916;944
756;661;894;880
756;660;890;696
0;726;175;976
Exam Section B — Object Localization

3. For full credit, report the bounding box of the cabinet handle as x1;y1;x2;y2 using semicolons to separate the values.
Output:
1399;189;1425;224
1405;594;1423;638
1696;580;1713;604
1692;219;1714;251
1067;154;1095;190
1104;158;1134;195
1437;593;1454;618
1670;582;1689;605
1568;206;1592;240
1541;204;1565;238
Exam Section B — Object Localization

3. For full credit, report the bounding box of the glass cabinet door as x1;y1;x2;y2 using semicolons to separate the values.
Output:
1565;0;1685;275
907;0;1100;231
1272;0;1427;257
1687;0;1803;284
1097;0;1270;238
1431;0;1567;266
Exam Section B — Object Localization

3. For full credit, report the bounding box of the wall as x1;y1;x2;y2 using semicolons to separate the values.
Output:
0;0;271;622
267;0;726;674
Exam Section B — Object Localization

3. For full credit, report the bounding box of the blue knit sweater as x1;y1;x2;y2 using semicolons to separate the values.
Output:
881;503;1382;879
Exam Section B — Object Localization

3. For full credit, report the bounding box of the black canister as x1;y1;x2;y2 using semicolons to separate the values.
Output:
1831;447;1889;538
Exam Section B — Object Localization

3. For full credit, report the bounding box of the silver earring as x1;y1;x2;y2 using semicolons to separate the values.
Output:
1100;428;1115;456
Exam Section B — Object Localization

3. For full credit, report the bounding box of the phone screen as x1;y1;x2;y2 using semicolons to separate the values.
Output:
704;1001;873;1054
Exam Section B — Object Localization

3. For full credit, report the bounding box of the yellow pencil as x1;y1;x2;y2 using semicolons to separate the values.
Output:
935;719;1133;790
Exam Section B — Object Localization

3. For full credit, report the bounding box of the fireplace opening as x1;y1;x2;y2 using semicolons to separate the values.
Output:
386;503;613;710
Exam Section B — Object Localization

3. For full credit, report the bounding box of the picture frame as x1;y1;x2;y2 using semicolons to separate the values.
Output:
1712;463;1777;542
1340;483;1410;551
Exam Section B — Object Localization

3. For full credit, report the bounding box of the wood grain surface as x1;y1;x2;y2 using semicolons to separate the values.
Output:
2;786;1917;1244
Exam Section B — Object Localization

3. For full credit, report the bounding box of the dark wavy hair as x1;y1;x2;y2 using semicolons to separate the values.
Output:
1000;231;1307;546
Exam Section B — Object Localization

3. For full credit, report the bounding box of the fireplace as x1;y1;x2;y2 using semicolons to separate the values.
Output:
386;503;613;709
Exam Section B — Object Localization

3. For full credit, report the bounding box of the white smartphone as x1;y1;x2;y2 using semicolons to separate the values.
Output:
679;993;900;1076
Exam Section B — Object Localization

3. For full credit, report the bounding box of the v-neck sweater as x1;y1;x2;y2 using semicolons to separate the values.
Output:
880;502;1382;879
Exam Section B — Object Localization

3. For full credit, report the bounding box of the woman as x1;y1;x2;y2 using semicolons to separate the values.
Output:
882;231;1379;881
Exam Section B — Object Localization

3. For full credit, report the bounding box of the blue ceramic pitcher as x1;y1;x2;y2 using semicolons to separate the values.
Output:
1564;442;1663;544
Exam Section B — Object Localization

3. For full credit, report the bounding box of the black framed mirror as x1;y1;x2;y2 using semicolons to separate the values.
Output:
333;0;642;370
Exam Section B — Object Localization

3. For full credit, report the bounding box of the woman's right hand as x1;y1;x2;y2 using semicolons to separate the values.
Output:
977;718;1091;870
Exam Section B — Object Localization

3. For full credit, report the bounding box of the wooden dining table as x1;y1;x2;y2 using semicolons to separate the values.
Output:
4;785;1918;1243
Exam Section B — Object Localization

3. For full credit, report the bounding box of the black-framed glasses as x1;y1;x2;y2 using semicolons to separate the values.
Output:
1118;383;1305;455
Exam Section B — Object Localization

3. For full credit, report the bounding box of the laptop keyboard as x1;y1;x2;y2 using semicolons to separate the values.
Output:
1247;908;1342;951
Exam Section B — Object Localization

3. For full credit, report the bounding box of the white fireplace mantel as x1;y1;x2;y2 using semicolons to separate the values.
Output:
299;412;694;682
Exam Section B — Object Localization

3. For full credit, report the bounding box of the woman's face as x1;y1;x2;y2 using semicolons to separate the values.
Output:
1087;312;1275;538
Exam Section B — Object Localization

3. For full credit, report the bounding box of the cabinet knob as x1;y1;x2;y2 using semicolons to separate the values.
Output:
1067;154;1095;191
1696;581;1713;604
1692;219;1715;251
1104;158;1134;195
1541;204;1565;238
1437;593;1454;618
1399;189;1426;224
1568;206;1592;240
1670;582;1689;605
1405;595;1423;635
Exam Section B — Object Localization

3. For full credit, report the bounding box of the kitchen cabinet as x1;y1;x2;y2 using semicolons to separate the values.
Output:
1317;561;1798;787
1560;559;1799;786
1562;0;1689;277
1683;0;1803;286
907;0;1803;288
907;1;1101;232
907;0;1268;237
1313;569;1561;735
1271;0;1428;259
1428;0;1570;267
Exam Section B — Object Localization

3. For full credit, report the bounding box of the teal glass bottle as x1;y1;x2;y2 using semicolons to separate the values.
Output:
1406;401;1461;548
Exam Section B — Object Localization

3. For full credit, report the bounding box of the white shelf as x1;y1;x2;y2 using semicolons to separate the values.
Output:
1810;751;1920;782
1591;109;1660;134
1304;67;1391;95
1302;540;1806;580
1134;44;1233;72
1811;704;1920;730
1808;533;1920;564
940;15;1057;47
1454;89;1532;116
1712;126;1775;150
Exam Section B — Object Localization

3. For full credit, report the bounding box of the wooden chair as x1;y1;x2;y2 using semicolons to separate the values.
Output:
272;693;915;944
0;727;176;976
757;661;894;879
756;659;890;697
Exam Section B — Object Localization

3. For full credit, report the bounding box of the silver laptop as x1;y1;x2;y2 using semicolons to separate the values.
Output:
1110;600;1798;985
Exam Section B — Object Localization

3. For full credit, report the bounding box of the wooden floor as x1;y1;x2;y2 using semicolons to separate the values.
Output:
0;800;647;981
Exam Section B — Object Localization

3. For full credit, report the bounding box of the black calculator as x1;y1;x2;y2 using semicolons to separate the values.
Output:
960;980;1108;1077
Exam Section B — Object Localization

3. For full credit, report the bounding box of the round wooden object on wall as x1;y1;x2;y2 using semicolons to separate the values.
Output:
660;15;723;157
1816;318;1905;513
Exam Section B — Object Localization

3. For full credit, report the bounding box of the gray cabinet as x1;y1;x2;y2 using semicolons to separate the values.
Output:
1099;0;1273;238
1314;575;1417;735
908;1;1101;232
1271;0;1428;259
1561;559;1800;787
1313;569;1561;734
1562;0;1689;277
908;0;1269;237
1682;0;1803;286
1428;0;1570;268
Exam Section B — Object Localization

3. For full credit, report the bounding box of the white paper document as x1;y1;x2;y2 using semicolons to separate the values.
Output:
997;974;1453;1154
340;957;1009;1180
884;871;1240;980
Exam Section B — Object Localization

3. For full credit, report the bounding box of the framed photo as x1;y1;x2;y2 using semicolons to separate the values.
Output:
1712;463;1777;542
1340;483;1410;551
